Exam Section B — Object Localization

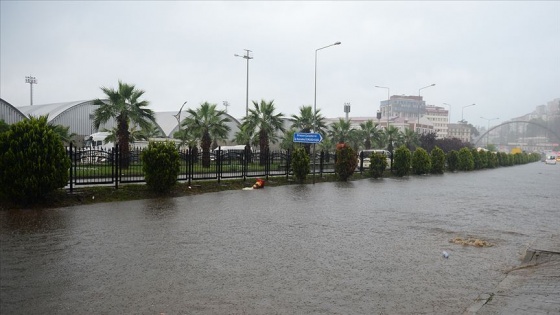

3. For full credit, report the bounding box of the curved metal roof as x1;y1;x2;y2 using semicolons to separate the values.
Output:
17;100;91;122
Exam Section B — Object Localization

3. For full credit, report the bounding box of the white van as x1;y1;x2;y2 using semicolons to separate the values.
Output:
359;149;392;169
84;132;113;150
545;155;557;165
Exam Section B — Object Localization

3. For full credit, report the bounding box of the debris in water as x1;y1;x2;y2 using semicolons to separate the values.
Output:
442;251;449;258
450;237;493;247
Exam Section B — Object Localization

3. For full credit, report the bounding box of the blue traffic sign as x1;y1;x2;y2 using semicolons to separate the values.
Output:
293;132;323;144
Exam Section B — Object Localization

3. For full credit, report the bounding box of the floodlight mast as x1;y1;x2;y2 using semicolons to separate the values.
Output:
25;76;37;106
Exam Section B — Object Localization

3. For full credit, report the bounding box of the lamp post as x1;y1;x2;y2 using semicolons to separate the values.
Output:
25;76;37;106
374;85;390;128
313;41;341;184
461;103;476;123
480;116;499;148
234;49;253;117
417;83;435;130
173;101;188;134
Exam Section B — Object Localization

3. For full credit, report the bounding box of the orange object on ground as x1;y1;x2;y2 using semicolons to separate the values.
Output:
252;178;265;189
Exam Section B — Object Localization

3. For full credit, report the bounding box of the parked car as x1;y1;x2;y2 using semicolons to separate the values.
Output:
359;149;392;170
545;155;557;165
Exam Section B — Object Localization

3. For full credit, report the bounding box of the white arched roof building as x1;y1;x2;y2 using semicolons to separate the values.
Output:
1;99;246;146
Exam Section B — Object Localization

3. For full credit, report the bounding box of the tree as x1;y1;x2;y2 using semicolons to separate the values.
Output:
402;128;420;151
280;128;297;151
92;81;156;168
384;126;400;171
411;147;431;175
242;99;285;165
0;116;70;204
430;146;446;174
290;146;310;183
446;150;459;172
359;120;381;150
0;120;10;134
141;141;180;193
419;132;437;153
183;102;231;168
369;152;388;179
290;105;326;154
393;145;411;177
334;143;357;181
458;147;474;171
328;118;354;144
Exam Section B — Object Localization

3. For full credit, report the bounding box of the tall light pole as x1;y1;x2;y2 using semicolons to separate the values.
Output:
344;102;351;122
235;49;253;117
461;103;476;123
313;41;341;184
374;85;390;128
417;83;435;129
25;76;37;106
173;101;188;135
480;116;499;148
223;101;229;113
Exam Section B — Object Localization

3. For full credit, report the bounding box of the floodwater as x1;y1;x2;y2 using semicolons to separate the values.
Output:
1;163;559;314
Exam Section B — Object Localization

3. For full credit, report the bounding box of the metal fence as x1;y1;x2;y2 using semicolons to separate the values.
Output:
67;144;342;191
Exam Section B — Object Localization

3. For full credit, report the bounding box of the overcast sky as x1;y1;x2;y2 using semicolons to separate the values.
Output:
1;1;558;128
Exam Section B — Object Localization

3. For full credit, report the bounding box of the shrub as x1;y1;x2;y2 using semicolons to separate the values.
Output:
478;150;488;169
334;143;357;181
458;147;474;171
430;146;446;174
290;146;310;183
471;149;483;170
486;151;498;168
141;141;180;193
446;150;458;172
412;148;431;175
0;116;70;203
393;145;411;177
369;152;388;178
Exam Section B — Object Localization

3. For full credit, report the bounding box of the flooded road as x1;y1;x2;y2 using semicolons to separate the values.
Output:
1;163;559;314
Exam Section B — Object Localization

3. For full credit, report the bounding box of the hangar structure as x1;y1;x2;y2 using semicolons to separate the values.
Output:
0;98;243;146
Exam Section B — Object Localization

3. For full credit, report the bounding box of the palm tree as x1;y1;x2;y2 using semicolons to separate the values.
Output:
384;125;400;171
280;128;297;151
328;118;354;144
359;120;381;150
402;128;420;151
92;81;156;168
182;102;231;168
291;105;327;154
242;99;285;165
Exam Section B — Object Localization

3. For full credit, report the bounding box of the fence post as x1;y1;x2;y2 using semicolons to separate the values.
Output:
69;143;73;193
320;150;324;178
286;149;291;180
115;144;119;190
188;146;192;187
217;146;221;184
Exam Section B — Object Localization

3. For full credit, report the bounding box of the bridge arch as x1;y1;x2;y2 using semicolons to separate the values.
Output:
474;120;560;146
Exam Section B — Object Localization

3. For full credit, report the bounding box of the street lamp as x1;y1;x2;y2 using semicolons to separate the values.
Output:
25;75;37;106
480;116;499;148
173;101;188;134
313;41;341;184
235;49;253;117
461;103;476;123
374;85;390;128
417;83;436;128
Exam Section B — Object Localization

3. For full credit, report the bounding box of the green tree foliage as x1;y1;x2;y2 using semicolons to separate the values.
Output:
486;151;498;168
369;152;388;179
141;141;180;193
359;120;381;150
243;99;285;165
93;81;156;168
458;147;474;171
0;116;70;203
334;143;357;181
471;148;483;170
446;150;459;172
393;145;411;177
0;120;10;134
430;146;446;174
291;105;326;154
412;147;431;175
290;146;310;183
478;149;488;169
183;102;231;168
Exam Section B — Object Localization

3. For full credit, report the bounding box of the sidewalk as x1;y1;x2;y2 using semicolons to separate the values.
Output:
465;234;560;315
